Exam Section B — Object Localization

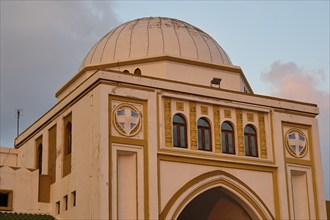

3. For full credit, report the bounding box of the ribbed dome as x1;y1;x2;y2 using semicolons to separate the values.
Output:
80;17;232;70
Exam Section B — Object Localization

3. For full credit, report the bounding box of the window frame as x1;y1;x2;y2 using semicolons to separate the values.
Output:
56;201;60;215
0;189;13;211
64;195;68;211
63;113;72;177
134;68;141;75
64;121;72;156
221;121;235;154
71;191;77;207
35;136;43;175
197;117;212;151
244;124;258;157
37;143;43;174
172;114;188;148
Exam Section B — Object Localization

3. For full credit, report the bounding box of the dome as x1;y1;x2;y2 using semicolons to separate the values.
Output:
79;17;232;70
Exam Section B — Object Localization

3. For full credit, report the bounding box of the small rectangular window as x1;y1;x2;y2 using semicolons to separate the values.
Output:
0;193;8;207
64;195;68;211
0;190;13;211
56;201;60;214
71;191;76;207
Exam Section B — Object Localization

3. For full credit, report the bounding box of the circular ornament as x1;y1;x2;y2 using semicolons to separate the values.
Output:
285;129;308;158
113;103;142;137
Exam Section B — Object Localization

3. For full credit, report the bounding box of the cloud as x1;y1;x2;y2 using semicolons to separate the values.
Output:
0;1;121;148
261;60;330;198
260;61;328;100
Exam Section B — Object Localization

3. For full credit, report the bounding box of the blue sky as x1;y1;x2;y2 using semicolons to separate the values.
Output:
117;1;329;92
1;1;329;199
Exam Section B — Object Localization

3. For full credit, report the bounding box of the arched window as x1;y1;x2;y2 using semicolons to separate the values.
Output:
134;68;141;75
221;121;235;154
172;114;187;148
244;125;258;157
37;143;43;174
198;118;212;151
64;121;72;155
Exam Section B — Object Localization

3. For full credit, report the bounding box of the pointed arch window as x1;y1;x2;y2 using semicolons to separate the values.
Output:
63;113;72;177
244;125;258;157
221;121;235;154
173;114;187;148
37;143;43;174
198;118;212;151
134;68;141;75
64;121;72;156
35;136;43;175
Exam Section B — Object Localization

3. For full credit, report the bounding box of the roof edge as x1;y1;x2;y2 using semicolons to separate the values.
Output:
56;55;245;98
16;70;318;149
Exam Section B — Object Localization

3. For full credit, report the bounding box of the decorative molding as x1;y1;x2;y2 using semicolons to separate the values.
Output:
236;109;244;156
158;166;275;220
164;97;172;147
0;189;13;211
176;102;184;111
189;102;197;150
258;113;267;158
201;106;208;115
113;103;142;137
108;96;149;219
285;128;308;158
247;113;254;122
224;109;231;118
213;106;221;153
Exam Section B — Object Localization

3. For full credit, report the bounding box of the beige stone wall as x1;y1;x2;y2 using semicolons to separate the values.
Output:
57;59;251;102
5;87;105;218
8;67;326;219
0;166;45;212
0;148;18;167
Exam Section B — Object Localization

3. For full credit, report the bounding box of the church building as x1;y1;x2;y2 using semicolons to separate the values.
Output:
0;17;327;219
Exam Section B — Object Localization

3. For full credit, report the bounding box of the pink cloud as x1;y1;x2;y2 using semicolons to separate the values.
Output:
261;61;327;102
261;60;330;198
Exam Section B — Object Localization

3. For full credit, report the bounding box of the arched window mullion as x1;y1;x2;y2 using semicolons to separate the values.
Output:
221;121;235;154
198;118;212;151
65;122;72;155
173;114;187;148
244;125;258;157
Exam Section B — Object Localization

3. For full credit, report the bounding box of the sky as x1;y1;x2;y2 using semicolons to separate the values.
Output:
0;1;329;199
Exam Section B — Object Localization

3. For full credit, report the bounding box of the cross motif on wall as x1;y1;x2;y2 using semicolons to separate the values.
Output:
287;131;307;158
113;104;142;137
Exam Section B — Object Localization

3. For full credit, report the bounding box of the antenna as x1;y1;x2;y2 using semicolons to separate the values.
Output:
16;108;22;136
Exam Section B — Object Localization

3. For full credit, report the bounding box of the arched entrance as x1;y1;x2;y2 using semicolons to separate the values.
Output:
178;187;252;220
160;170;274;220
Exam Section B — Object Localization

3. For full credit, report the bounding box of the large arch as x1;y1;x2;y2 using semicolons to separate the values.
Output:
178;187;252;220
160;170;274;220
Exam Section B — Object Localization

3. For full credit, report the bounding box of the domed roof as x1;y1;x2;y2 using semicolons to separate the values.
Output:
80;17;232;70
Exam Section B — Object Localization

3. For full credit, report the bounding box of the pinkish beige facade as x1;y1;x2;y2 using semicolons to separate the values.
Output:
0;17;327;219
